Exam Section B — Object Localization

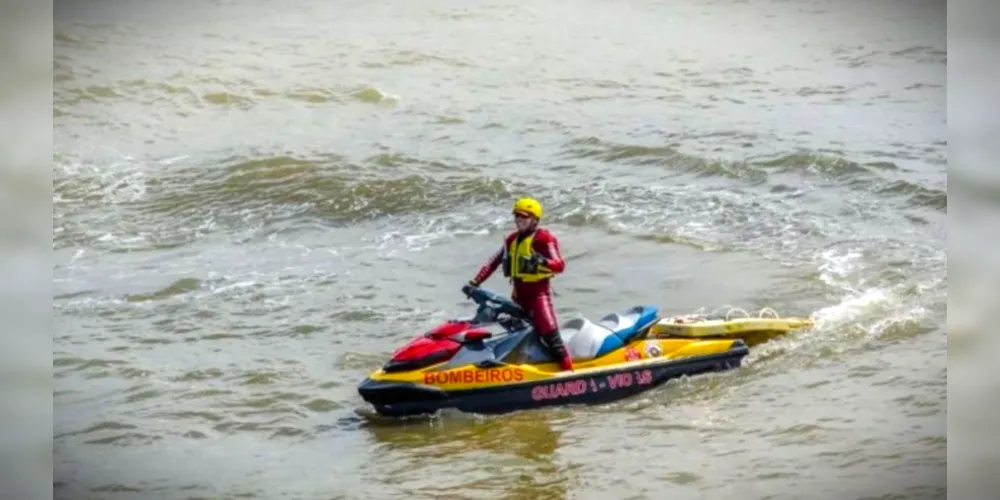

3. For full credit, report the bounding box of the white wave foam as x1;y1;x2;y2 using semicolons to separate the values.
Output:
811;287;892;329
809;241;924;335
816;246;865;291
742;237;935;365
363;211;501;256
54;155;150;207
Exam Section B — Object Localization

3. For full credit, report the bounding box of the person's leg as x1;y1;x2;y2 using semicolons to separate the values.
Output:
526;291;573;371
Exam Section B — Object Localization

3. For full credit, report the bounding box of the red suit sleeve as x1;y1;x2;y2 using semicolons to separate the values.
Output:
471;232;517;285
534;229;565;273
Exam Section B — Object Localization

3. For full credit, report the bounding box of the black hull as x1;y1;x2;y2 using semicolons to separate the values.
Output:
358;342;749;417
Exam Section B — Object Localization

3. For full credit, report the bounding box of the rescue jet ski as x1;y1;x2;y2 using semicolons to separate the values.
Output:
357;285;812;417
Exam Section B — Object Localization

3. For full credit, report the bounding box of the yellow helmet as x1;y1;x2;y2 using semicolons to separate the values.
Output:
512;197;543;220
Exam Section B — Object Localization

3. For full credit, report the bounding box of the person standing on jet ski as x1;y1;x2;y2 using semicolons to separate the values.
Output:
465;197;574;372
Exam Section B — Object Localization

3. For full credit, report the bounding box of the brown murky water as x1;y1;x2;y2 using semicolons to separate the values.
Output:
53;0;945;498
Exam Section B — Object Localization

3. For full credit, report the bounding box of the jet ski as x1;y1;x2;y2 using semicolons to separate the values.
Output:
357;285;812;417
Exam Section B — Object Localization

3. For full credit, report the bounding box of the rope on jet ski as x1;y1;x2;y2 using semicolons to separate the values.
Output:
675;305;787;323
758;307;780;319
725;307;750;321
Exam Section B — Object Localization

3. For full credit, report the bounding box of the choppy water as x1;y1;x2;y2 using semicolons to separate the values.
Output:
53;0;946;498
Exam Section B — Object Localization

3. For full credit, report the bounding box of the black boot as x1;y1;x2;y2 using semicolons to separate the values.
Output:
540;331;574;371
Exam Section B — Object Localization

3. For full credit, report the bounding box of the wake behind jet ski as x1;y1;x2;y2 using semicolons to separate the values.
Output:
357;286;813;417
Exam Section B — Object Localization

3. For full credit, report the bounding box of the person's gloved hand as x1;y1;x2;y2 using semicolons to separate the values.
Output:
529;254;548;269
519;255;545;273
462;280;479;297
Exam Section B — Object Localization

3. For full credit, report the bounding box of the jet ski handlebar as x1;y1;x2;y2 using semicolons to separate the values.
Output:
461;284;530;321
